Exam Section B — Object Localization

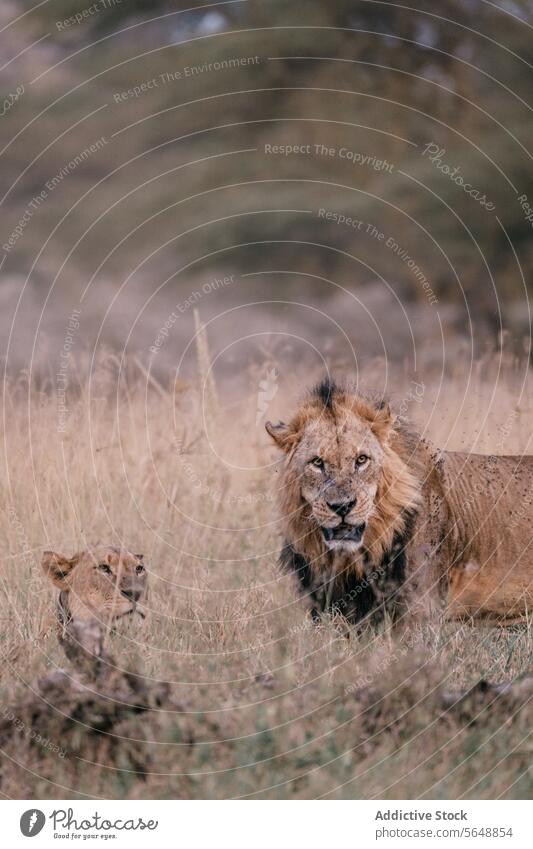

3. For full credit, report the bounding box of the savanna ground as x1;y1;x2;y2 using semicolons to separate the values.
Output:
0;337;532;800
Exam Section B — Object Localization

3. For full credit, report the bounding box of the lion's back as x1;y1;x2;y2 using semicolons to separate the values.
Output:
440;451;533;621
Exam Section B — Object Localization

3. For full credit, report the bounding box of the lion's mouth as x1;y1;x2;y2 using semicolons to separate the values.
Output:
321;522;366;544
118;605;146;620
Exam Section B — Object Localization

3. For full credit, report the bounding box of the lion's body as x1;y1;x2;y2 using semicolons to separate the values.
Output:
267;380;533;627
431;451;533;623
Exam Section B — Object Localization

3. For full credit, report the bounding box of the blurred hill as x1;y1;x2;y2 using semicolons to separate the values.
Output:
1;0;533;376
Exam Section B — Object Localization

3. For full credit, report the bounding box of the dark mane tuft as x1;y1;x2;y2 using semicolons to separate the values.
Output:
311;377;338;409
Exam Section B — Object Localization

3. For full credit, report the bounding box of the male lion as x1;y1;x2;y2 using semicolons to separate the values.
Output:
266;378;533;627
41;545;147;626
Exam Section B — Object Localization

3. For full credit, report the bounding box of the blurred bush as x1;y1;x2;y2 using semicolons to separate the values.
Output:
3;0;533;362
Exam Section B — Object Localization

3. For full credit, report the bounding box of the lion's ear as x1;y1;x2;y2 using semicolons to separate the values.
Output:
369;400;395;440
41;551;78;588
265;420;298;452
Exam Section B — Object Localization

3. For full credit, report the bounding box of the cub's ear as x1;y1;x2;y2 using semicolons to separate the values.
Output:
369;400;395;440
265;420;298;452
41;551;78;588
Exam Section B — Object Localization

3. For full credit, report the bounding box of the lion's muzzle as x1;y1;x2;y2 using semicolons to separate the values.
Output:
120;588;142;602
325;498;356;518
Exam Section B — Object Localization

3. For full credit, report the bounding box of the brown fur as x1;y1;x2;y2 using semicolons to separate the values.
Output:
41;544;148;626
267;379;533;626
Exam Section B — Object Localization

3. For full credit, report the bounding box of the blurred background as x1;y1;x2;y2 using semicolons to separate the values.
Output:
1;0;532;388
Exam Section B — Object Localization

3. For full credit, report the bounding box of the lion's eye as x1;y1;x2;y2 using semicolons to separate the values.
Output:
97;563;112;575
356;454;369;466
135;563;145;574
310;457;324;469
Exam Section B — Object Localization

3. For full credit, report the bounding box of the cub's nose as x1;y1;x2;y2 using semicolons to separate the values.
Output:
327;499;356;517
121;588;142;602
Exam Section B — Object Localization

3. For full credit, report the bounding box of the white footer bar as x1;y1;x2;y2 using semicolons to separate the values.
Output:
4;799;531;848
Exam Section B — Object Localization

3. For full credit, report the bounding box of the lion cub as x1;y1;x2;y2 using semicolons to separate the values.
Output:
41;545;147;627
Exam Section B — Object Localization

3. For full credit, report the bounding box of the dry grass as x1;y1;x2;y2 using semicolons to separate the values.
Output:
0;346;532;799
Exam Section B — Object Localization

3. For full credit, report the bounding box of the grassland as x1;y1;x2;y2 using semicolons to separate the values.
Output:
0;344;531;799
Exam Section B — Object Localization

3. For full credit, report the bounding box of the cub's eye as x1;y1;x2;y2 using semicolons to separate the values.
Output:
135;563;145;575
356;454;370;467
97;563;112;575
310;457;324;469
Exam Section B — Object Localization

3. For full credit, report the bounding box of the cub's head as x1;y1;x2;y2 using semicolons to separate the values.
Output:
41;545;148;624
266;379;420;557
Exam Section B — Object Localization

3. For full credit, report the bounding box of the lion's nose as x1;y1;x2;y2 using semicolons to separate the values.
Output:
327;499;356;517
121;588;141;602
